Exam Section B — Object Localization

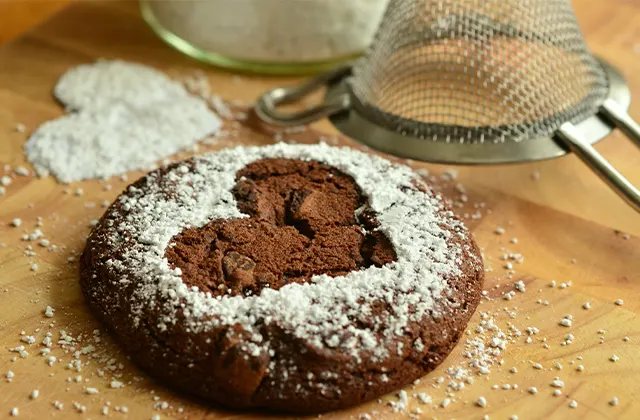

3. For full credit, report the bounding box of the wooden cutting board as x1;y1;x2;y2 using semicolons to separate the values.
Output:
0;1;638;419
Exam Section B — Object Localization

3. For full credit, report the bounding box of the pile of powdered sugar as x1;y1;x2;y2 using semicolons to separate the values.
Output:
96;143;477;362
25;60;221;183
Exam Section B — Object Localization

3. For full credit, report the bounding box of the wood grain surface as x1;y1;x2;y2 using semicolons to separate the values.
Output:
0;0;70;45
0;1;638;419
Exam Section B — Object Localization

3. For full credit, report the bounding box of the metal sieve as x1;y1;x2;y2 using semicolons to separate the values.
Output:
255;0;640;211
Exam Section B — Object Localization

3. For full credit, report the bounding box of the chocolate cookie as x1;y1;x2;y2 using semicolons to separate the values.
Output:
80;143;484;413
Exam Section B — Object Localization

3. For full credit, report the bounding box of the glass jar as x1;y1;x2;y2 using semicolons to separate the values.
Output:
140;0;389;75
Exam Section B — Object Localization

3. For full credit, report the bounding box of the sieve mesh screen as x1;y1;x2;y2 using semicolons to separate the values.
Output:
348;0;609;143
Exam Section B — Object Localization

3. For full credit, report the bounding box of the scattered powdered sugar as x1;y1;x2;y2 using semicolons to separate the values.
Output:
558;317;572;327
110;380;124;389
94;143;475;363
25;60;221;183
44;306;55;318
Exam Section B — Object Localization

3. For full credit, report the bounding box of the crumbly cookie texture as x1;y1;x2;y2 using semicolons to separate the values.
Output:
81;143;483;412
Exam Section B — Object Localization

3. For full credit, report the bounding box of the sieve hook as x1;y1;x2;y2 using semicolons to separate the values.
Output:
255;66;351;126
557;118;640;212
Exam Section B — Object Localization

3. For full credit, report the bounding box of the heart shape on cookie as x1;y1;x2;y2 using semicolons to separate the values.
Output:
166;158;396;298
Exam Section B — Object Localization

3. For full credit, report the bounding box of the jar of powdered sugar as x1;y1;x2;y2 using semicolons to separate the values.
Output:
140;0;389;75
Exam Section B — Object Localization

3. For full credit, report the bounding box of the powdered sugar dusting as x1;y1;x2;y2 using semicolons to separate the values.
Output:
92;143;476;362
25;60;221;183
54;60;188;110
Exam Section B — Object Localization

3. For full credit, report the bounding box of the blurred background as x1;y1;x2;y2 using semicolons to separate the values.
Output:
0;1;69;45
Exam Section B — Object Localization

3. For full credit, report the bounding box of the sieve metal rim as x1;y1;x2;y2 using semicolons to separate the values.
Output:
325;57;630;164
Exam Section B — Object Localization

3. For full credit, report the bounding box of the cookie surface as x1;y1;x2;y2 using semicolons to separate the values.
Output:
80;143;483;413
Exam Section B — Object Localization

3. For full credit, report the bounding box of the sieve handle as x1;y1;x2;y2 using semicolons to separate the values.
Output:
557;122;640;212
600;99;640;149
254;66;352;127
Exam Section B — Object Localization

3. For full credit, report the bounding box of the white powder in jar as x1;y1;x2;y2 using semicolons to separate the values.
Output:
146;0;389;62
